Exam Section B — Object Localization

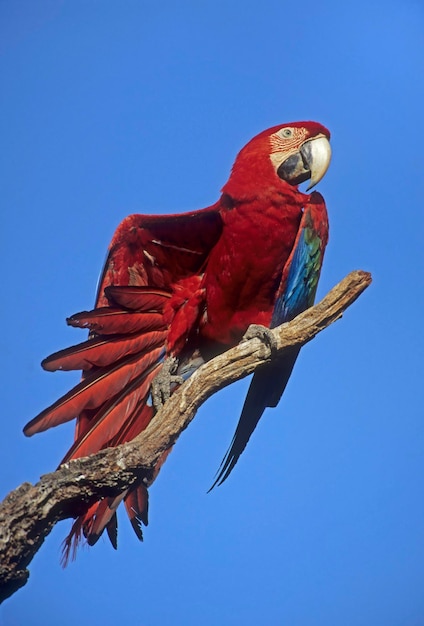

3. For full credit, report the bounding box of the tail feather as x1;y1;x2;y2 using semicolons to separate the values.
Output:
210;350;300;490
61;500;99;566
124;484;149;540
106;515;118;549
87;493;126;546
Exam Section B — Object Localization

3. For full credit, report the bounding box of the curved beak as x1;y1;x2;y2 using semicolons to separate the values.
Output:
277;135;332;189
302;136;332;190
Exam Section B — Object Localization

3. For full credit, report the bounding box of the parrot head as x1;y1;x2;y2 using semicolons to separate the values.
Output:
222;121;331;199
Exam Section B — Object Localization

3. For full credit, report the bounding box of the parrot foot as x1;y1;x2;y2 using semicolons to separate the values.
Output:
151;356;184;411
242;324;278;356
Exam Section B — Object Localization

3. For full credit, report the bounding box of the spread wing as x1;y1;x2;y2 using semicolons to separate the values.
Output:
210;191;329;488
24;205;223;557
25;206;223;442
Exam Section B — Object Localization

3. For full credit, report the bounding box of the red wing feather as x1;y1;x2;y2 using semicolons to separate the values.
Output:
67;309;165;335
25;347;163;435
104;286;171;311
61;366;159;461
107;403;155;447
42;329;167;371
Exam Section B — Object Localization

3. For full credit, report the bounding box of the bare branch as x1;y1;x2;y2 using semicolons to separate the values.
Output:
0;270;371;602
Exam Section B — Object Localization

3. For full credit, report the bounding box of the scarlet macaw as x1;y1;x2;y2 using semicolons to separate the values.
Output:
24;121;331;561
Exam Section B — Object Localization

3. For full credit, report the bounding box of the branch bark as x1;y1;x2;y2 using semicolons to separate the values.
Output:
0;270;371;602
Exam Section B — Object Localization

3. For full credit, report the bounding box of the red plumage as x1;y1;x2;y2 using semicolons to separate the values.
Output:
24;121;331;561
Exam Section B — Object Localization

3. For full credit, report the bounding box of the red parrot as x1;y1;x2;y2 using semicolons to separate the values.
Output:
24;121;331;561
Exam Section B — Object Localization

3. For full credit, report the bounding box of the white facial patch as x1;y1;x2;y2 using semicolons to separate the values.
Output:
269;126;309;169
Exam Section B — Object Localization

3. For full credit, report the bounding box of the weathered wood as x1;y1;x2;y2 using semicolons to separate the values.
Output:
0;270;371;602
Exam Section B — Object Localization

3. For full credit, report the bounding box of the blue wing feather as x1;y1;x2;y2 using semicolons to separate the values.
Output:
272;226;321;327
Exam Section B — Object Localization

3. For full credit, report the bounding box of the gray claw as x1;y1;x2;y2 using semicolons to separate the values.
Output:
151;356;184;411
242;323;277;355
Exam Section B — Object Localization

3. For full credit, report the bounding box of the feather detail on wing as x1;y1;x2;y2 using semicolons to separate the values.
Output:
67;308;166;335
25;206;224;558
24;346;164;436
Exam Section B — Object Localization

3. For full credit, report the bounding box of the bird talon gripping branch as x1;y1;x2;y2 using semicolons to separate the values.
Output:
242;323;278;356
151;356;184;411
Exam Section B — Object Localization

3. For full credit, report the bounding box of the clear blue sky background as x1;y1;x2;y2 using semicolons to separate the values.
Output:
1;1;424;624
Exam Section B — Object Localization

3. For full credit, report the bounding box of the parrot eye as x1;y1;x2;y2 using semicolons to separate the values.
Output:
280;128;293;139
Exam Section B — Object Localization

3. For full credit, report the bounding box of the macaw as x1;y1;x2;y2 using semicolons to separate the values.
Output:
24;121;331;561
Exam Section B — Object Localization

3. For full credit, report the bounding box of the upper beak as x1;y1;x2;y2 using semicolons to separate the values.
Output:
302;136;332;190
277;135;332;189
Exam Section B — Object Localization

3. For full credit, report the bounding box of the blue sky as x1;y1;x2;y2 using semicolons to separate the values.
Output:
1;1;424;624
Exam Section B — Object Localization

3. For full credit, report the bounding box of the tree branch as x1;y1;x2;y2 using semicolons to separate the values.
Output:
0;270;371;602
